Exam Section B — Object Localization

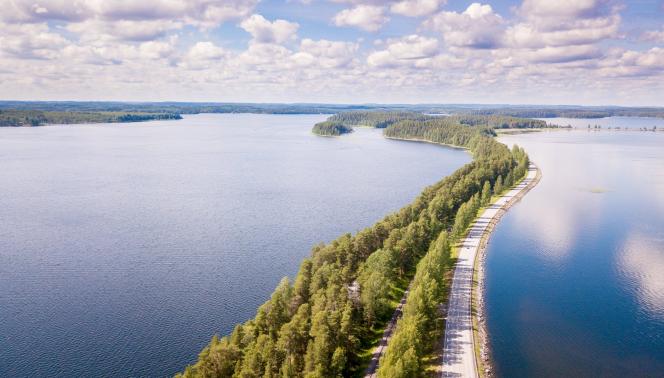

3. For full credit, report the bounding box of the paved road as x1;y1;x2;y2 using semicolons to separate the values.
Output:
441;164;538;377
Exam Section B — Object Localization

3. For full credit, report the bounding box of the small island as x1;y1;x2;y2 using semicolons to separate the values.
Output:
311;121;353;136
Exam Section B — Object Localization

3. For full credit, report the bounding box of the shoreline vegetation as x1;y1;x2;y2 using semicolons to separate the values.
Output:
3;101;664;127
0;109;181;127
311;112;557;137
176;111;533;377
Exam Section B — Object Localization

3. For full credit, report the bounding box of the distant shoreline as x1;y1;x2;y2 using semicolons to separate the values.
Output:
383;135;470;151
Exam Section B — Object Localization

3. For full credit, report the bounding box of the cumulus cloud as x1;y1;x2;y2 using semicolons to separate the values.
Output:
0;0;663;104
187;41;227;61
333;5;388;32
240;14;299;44
597;47;664;77
1;0;93;23
425;3;504;49
367;34;439;67
293;39;359;68
138;39;177;60
390;0;446;17
67;19;183;42
517;0;611;24
178;41;228;70
642;29;664;43
239;42;293;67
0;22;69;59
507;0;621;48
1;0;258;28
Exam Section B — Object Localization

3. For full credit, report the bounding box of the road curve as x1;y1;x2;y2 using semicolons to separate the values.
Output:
441;164;539;378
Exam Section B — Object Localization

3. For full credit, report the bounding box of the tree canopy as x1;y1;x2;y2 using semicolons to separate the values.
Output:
178;111;531;378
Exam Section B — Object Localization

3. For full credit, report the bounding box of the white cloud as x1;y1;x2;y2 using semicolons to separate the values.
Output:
523;44;601;63
390;0;446;17
333;5;388;32
596;47;664;77
1;0;93;23
186;41;227;61
238;42;294;67
0;0;662;104
367;34;439;67
67;19;183;42
642;29;664;43
508;0;621;48
425;3;504;49
240;14;299;44
178;41;228;70
518;0;610;24
138;39;177;60
294;39;359;68
1;0;258;29
0;22;69;60
505;13;620;49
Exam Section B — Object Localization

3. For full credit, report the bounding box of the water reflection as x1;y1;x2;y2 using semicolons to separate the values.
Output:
487;129;664;377
618;231;664;320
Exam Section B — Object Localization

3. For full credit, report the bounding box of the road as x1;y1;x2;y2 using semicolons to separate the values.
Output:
441;164;539;377
364;289;409;377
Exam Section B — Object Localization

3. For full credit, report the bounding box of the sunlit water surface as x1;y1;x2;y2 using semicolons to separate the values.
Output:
0;114;470;377
486;128;664;376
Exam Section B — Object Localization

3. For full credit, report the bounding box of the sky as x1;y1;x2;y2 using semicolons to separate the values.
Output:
1;0;663;105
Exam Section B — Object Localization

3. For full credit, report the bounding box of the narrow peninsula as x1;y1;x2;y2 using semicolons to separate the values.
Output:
177;111;540;378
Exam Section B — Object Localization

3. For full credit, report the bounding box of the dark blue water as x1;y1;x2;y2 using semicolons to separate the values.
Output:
0;114;469;377
486;129;664;377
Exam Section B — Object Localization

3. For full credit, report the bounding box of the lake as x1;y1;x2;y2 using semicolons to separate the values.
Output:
540;116;664;129
486;127;664;376
0;114;470;377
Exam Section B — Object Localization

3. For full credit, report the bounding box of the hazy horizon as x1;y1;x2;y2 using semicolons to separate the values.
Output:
1;100;663;109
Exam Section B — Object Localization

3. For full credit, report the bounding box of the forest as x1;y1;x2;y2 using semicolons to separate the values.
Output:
0;109;181;126
311;121;353;136
3;101;663;120
177;112;530;377
312;111;547;137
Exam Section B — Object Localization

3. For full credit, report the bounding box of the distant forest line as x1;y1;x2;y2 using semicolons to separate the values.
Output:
0;109;181;126
1;101;664;127
311;111;554;136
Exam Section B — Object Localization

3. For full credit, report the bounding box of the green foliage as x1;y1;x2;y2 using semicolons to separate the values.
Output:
327;111;431;129
376;232;450;377
0;109;181;126
481;181;492;206
311;121;353;136
494;176;504;195
179;112;529;378
454;114;548;129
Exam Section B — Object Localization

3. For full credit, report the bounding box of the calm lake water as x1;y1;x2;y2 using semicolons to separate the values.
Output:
0;114;469;377
541;116;664;129
486;128;664;376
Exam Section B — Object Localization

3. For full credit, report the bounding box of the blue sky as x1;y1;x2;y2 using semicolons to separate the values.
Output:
1;0;663;105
